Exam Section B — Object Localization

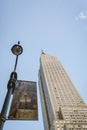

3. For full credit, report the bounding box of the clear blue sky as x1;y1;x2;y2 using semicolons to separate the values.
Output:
0;0;87;130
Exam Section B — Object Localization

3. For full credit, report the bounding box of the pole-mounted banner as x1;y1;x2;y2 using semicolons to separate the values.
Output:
8;80;38;120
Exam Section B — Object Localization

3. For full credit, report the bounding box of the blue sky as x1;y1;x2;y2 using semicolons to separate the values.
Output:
0;0;87;130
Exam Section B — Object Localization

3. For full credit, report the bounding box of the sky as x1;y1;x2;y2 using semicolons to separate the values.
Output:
0;0;87;130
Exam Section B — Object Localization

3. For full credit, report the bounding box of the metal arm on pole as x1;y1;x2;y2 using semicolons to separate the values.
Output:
14;55;18;72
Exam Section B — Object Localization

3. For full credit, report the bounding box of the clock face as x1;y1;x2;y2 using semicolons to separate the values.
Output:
11;44;23;55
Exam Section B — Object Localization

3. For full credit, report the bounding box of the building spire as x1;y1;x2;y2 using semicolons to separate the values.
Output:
41;50;45;54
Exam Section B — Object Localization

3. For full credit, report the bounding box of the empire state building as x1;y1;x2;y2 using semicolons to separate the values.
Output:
39;53;87;130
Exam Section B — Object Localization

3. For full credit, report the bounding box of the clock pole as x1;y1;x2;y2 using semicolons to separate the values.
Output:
0;41;23;130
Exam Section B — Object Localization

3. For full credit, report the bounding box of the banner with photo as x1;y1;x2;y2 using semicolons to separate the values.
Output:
8;80;38;120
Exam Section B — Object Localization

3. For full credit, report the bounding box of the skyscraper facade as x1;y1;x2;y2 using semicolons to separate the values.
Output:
39;53;87;130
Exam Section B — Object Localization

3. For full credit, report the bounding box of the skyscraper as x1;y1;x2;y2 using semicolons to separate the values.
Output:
39;53;87;130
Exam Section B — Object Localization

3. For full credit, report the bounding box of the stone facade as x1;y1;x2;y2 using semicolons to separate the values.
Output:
39;53;87;130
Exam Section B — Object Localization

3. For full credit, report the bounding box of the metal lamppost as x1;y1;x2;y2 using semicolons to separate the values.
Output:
0;41;23;130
